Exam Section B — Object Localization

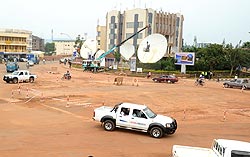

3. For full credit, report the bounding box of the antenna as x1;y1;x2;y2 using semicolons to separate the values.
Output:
137;34;167;63
51;29;53;42
120;43;135;60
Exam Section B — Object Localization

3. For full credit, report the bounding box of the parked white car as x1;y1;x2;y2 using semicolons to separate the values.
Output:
93;102;177;138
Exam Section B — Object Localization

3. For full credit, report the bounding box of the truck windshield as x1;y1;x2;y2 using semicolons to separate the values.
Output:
143;107;157;118
12;71;19;75
232;150;250;157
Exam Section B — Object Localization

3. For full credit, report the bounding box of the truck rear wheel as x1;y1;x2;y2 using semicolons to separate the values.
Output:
150;127;163;138
13;78;18;84
103;120;115;131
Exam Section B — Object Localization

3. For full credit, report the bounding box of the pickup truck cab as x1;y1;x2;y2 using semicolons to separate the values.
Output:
172;139;250;157
93;102;177;138
3;70;37;84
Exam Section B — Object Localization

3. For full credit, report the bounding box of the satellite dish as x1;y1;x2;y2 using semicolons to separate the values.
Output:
95;50;105;60
83;39;97;53
80;48;92;59
137;34;167;63
120;43;135;60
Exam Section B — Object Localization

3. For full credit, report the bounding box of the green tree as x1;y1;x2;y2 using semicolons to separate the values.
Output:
223;44;241;76
241;41;250;49
75;35;84;54
45;42;55;55
113;50;121;64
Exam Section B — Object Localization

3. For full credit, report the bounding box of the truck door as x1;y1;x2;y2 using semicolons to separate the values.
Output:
116;107;131;127
18;72;25;82
130;109;149;131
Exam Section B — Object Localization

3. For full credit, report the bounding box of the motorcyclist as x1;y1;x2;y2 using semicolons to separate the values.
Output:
63;70;71;79
197;74;204;85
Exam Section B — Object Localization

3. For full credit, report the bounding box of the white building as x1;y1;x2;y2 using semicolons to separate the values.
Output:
53;40;75;55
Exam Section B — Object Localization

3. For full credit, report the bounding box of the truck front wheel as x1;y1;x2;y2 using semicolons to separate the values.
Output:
150;127;163;138
103;120;115;131
29;77;34;83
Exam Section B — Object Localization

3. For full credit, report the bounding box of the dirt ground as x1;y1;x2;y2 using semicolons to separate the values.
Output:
0;61;250;157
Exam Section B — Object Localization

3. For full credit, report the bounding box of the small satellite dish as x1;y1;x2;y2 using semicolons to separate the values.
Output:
95;50;105;60
120;43;135;60
137;34;167;63
80;48;92;59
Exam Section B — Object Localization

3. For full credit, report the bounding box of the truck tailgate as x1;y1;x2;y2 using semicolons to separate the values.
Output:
93;106;113;121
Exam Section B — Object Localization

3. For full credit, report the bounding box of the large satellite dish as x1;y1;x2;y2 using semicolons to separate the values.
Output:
120;43;135;60
95;49;105;60
80;39;97;59
137;34;167;63
83;39;97;52
80;47;92;59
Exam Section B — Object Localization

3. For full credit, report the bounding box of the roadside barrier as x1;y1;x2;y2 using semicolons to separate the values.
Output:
171;108;250;122
223;110;227;121
183;109;186;120
66;95;70;108
40;93;44;102
11;90;14;99
132;78;139;86
26;87;29;98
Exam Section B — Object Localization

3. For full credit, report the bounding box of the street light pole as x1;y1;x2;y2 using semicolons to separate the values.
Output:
60;33;72;40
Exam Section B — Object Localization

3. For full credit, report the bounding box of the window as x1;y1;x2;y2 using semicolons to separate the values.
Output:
97;31;101;37
231;150;250;157
120;107;130;116
132;109;147;118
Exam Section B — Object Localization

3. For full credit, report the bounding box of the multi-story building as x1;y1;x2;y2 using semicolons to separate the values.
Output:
53;40;75;56
104;8;184;58
96;25;107;51
0;28;32;58
32;35;45;51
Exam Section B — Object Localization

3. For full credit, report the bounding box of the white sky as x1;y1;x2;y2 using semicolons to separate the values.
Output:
1;0;250;46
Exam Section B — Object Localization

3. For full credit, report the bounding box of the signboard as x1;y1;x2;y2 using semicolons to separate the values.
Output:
175;52;195;65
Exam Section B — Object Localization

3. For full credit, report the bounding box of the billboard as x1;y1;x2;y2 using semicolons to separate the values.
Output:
175;52;195;65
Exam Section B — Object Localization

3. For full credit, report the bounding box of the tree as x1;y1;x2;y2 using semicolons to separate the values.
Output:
113;50;121;64
241;41;250;49
45;42;55;55
223;44;241;76
75;35;84;54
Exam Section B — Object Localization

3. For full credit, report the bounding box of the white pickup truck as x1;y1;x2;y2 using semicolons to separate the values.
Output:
3;70;37;84
92;102;177;138
172;139;250;157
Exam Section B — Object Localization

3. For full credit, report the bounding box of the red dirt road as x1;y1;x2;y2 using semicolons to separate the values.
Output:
0;62;250;157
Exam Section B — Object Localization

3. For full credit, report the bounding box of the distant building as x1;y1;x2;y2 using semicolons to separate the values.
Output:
53;40;75;55
102;8;184;57
0;28;32;58
197;43;211;48
32;35;45;51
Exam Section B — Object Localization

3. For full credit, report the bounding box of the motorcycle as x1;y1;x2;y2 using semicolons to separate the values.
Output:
195;78;205;86
62;73;71;80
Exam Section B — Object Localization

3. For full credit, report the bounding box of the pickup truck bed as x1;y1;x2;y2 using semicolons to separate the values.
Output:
172;145;217;157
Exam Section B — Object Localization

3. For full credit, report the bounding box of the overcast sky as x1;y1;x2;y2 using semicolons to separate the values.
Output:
1;0;250;46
